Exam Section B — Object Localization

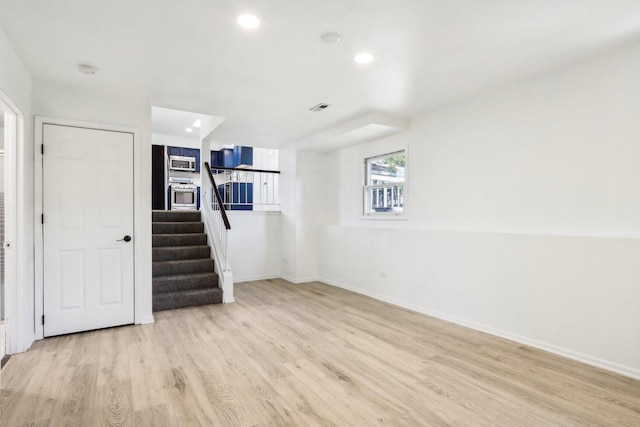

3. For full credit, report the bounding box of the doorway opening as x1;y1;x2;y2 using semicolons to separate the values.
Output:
0;91;19;364
0;110;5;365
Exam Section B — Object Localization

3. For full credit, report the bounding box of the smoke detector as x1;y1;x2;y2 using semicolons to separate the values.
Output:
310;103;330;112
78;64;98;75
321;32;341;44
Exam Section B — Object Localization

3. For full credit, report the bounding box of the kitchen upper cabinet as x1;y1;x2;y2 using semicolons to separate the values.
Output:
210;150;223;168
167;146;200;172
167;146;182;157
211;146;253;169
233;146;253;168
222;148;234;168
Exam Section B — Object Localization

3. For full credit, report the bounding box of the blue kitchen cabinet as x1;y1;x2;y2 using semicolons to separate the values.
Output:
167;146;182;156
218;182;253;210
210;151;223;168
222;148;234;168
211;146;253;169
233;146;253;168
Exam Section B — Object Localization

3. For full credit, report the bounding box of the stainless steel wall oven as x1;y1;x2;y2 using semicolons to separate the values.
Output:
170;184;197;210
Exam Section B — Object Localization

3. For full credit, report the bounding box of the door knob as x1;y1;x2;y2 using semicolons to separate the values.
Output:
117;235;132;242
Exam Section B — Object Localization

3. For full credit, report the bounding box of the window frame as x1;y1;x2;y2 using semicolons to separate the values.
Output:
363;150;407;219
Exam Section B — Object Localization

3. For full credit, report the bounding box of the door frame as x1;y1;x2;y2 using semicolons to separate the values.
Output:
35;116;147;340
0;90;20;355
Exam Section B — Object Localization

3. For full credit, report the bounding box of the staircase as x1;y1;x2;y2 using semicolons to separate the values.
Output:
152;210;223;311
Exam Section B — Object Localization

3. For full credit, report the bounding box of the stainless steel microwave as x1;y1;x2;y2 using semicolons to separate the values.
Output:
169;155;196;172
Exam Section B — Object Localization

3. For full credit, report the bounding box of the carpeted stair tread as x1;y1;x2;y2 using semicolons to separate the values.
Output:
153;287;223;312
153;272;218;294
153;258;214;277
151;210;223;312
153;221;204;234
152;245;210;261
152;210;201;223
153;233;207;247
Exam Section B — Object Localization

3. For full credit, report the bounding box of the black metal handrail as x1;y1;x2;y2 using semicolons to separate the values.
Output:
207;165;281;174
204;162;231;230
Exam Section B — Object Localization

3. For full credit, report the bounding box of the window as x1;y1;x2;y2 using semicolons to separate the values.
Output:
364;150;405;215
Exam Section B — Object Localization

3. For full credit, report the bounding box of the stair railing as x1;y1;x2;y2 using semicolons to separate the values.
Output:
208;165;281;211
202;162;234;302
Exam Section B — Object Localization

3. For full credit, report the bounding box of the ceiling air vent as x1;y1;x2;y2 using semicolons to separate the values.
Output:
309;103;330;112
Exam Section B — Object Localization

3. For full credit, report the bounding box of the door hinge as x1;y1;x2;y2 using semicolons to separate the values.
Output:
41;144;44;155
41;214;44;224
42;315;45;325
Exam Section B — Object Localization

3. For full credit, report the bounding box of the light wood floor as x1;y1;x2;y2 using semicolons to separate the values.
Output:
1;279;639;426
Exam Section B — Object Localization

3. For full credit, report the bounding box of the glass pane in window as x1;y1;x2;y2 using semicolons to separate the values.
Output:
368;152;405;185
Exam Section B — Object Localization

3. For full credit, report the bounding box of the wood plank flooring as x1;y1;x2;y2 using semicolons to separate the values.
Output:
1;279;639;426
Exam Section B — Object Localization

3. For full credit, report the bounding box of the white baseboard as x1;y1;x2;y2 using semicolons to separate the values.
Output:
136;315;155;325
280;275;318;284
234;274;280;283
280;275;296;284
319;277;640;381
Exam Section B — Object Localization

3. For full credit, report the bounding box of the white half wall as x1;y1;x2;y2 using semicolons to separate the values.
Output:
318;39;640;378
319;227;640;378
227;212;281;282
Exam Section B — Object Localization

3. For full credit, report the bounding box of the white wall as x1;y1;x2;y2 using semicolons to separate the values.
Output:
32;79;154;325
295;151;326;281
279;148;298;280
279;149;327;283
227;212;281;282
0;24;34;354
318;40;640;379
153;133;200;149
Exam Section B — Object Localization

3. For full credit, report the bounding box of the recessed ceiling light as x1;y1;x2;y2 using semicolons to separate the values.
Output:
237;14;260;29
355;52;374;64
186;128;193;133
192;119;201;128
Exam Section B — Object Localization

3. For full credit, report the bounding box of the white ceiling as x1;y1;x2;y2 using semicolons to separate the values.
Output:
2;0;640;148
151;107;207;140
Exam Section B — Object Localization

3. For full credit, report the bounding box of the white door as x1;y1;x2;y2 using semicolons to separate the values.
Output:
43;124;134;337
